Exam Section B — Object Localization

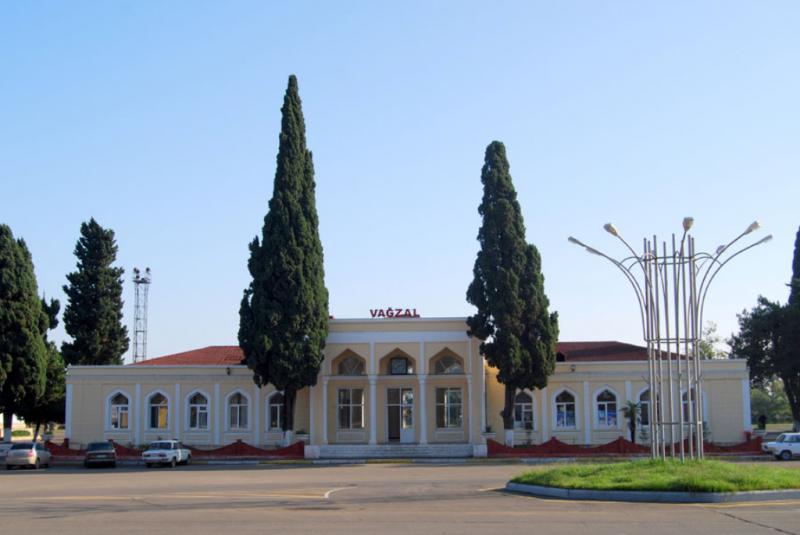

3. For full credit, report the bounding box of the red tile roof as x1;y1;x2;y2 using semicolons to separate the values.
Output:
131;346;244;366
131;341;652;366
556;341;649;362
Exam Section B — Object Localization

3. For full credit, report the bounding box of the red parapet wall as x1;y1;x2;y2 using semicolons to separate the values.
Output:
487;436;763;457
188;439;304;459
46;439;305;460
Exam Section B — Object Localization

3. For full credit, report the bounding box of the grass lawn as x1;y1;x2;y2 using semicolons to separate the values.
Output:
512;460;800;493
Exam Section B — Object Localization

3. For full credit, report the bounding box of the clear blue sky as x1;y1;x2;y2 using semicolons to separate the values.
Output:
2;2;798;362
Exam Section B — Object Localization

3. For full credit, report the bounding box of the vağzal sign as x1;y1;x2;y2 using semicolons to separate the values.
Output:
369;308;420;318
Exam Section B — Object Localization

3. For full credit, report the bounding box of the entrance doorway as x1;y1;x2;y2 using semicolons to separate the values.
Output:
387;388;414;443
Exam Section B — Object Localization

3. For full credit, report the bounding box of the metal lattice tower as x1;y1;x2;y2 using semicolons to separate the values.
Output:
132;267;151;363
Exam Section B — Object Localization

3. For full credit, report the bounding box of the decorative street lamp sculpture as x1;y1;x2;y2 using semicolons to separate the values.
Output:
569;219;771;460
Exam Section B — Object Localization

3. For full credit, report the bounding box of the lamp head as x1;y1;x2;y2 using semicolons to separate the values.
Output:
603;223;619;237
745;221;760;234
682;217;694;231
715;245;725;255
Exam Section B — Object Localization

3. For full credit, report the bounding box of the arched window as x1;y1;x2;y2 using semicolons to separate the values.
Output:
268;392;284;431
433;355;463;375
389;356;413;375
338;355;365;375
639;389;650;426
228;392;249;430
596;389;617;428
109;392;129;430
148;393;169;429
187;392;209;430
513;392;534;430
555;391;576;428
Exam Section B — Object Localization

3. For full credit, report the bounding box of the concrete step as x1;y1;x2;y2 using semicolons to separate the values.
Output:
318;443;473;459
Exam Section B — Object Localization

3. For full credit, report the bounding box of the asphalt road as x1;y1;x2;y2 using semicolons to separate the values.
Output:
2;461;799;534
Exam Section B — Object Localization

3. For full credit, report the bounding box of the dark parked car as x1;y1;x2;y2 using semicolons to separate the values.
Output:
83;441;117;468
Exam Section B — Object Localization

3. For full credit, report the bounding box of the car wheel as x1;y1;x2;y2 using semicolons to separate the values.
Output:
145;463;152;468
780;450;793;461
34;459;40;470
84;461;89;468
170;458;177;468
111;462;117;468
5;465;11;471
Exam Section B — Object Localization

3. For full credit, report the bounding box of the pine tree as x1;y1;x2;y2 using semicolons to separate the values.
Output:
0;225;48;442
239;75;329;443
61;219;129;365
731;225;800;431
466;141;559;445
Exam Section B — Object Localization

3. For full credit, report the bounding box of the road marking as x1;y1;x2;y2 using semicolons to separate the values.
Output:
698;500;800;509
324;486;357;499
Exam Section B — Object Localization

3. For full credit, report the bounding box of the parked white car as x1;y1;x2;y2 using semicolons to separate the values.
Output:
5;442;52;470
142;440;191;468
762;432;800;460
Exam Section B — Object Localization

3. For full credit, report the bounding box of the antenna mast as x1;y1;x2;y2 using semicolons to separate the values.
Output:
132;267;152;363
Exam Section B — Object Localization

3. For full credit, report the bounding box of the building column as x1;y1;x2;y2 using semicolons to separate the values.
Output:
322;377;329;445
369;375;378;445
253;383;260;446
480;357;486;434
308;384;315;445
134;383;142;446
541;386;549;441
583;381;591;445
64;383;73;441
418;375;427;444
625;380;633;432
174;384;181;441
742;378;752;432
467;376;474;444
214;383;221;446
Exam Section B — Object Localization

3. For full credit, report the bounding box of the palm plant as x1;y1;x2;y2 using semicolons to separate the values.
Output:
620;401;641;443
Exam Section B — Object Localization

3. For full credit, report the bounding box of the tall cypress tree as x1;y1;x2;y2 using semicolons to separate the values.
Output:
0;225;48;442
239;75;329;443
466;141;559;445
789;226;800;306
62;218;129;365
18;297;65;441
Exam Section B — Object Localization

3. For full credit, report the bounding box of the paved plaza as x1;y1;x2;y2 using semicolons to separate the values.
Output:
1;462;799;534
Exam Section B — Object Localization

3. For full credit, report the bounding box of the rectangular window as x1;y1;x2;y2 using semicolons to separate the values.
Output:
269;405;281;430
189;406;208;430
435;388;462;429
111;405;129;429
150;406;168;429
514;404;534;430
597;402;617;427
555;402;575;428
230;405;248;430
337;388;364;430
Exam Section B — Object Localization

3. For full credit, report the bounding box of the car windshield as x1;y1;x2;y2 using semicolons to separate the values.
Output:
10;443;33;450
88;442;114;451
777;434;787;442
149;442;172;450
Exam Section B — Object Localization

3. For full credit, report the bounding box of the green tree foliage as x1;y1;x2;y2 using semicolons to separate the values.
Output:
466;141;558;441
18;298;65;440
698;322;728;359
61;218;129;365
239;75;329;436
750;379;792;425
0;225;48;441
730;226;800;431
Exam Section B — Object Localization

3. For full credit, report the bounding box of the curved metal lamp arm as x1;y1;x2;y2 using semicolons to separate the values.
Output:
569;237;648;338
697;235;773;328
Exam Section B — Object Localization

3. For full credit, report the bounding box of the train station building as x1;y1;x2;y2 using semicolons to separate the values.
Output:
64;317;752;458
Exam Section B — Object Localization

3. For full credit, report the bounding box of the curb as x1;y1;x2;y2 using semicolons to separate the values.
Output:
505;482;800;503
